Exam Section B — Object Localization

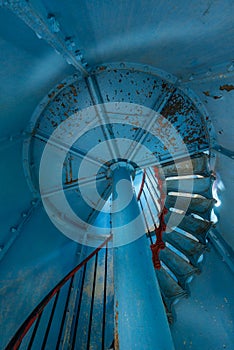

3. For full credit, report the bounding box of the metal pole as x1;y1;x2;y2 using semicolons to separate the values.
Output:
111;163;174;350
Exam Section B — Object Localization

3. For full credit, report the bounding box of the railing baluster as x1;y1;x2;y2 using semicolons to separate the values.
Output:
139;199;153;244
142;188;157;229
148;168;161;193
41;291;60;350
71;264;87;350
144;176;161;213
87;252;99;350
26;311;43;350
56;276;74;350
102;243;108;350
5;237;112;350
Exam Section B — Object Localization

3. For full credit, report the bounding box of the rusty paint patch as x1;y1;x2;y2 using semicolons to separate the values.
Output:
57;83;65;90
219;84;234;92
48;91;55;99
98;66;107;71
70;84;77;96
115;301;119;350
203;91;222;99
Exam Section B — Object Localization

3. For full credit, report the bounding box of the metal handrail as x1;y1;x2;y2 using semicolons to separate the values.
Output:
136;167;167;269
6;169;164;349
5;235;112;350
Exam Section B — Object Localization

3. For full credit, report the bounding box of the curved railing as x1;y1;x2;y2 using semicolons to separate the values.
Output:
137;167;167;269
5;235;112;350
6;169;166;350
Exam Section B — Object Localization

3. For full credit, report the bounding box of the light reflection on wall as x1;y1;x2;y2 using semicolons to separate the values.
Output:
211;173;225;223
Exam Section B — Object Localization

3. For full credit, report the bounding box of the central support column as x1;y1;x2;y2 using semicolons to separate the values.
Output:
111;162;174;350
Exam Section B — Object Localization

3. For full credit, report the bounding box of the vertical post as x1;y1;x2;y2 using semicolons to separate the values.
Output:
111;163;174;350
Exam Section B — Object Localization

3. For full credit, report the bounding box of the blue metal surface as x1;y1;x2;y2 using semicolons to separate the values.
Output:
0;1;233;349
4;0;233;79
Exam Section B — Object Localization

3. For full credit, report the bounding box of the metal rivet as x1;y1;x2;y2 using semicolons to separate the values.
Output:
227;63;234;72
48;14;60;33
35;32;42;39
66;58;72;65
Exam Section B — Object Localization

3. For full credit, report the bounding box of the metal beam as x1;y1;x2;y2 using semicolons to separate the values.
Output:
41;173;107;198
3;0;89;76
85;76;120;163
33;130;108;170
179;60;234;85
125;88;176;163
212;144;234;160
136;148;209;170
0;199;41;262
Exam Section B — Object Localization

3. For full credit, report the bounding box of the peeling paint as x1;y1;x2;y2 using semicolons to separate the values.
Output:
219;84;234;92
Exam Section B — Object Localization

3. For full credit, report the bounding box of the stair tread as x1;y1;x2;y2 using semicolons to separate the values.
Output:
165;195;216;221
156;267;187;309
163;231;206;266
166;176;214;199
165;211;213;243
160;246;199;280
162;153;210;178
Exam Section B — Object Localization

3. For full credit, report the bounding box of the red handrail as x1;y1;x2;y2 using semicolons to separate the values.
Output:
5;235;113;350
150;166;167;269
137;170;146;201
136;167;167;270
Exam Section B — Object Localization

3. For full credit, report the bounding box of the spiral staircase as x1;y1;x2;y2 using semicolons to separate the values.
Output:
0;1;234;350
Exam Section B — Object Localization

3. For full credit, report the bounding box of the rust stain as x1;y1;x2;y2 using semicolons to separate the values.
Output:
57;83;65;90
70;84;77;96
162;94;195;117
203;91;222;99
64;178;78;185
65;162;69;184
69;157;73;182
48;91;55;99
219;84;234;92
51;120;58;127
98;66;107;71
115;306;119;350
